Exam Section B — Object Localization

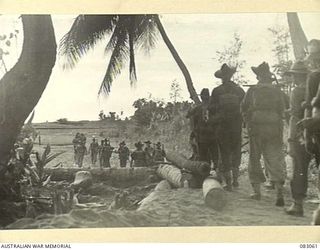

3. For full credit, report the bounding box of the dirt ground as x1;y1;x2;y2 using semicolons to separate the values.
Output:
7;124;318;229
6;167;319;229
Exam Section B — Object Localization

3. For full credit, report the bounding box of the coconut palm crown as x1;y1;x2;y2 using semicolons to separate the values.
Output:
59;14;200;103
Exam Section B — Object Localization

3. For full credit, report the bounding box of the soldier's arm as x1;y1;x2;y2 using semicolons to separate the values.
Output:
288;89;300;143
277;89;286;118
305;72;320;117
309;72;320;108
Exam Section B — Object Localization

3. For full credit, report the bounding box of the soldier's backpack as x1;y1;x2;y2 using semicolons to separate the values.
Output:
217;85;241;120
250;85;282;124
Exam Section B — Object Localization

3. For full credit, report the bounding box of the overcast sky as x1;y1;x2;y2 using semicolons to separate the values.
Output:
1;13;320;122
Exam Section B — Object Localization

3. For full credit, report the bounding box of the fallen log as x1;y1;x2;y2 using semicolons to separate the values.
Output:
165;151;211;177
202;176;227;211
156;164;196;188
44;167;155;182
156;164;203;188
137;180;171;211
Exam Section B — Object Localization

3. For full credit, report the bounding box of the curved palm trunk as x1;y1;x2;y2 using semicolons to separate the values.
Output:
155;16;200;104
287;12;308;60
0;15;56;166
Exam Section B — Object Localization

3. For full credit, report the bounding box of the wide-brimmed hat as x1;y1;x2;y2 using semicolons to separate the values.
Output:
284;61;309;76
135;141;144;148
144;140;152;144
251;62;274;79
214;63;236;79
306;39;320;60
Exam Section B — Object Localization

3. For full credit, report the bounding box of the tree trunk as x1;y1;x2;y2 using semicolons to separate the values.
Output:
202;176;227;211
287;12;308;60
44;167;155;182
155;15;200;104
137;180;171;211
156;164;185;188
156;164;200;188
0;15;56;166
165;151;211;177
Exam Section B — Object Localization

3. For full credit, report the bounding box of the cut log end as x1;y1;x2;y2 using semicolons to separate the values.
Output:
204;188;227;211
155;180;172;191
203;177;227;211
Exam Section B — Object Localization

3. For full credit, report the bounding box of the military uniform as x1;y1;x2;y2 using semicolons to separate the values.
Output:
131;150;147;167
187;88;219;166
98;142;105;168
72;134;81;163
144;142;154;166
295;39;320;224
241;62;286;206
153;144;166;162
102;144;114;168
210;80;245;188
241;84;286;184
289;85;312;197
118;143;130;168
75;144;87;167
89;140;99;165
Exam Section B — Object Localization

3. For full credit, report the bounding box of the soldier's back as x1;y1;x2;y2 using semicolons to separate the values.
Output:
131;150;147;167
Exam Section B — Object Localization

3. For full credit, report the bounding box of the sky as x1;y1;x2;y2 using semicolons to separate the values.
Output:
1;13;320;122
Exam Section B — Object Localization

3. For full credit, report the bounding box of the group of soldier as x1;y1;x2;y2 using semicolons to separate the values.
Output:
72;133;166;169
187;39;320;217
130;141;166;168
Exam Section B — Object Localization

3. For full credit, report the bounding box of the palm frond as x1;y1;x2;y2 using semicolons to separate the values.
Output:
104;20;124;53
41;144;51;164
133;14;159;55
99;31;129;95
59;15;117;69
44;151;66;166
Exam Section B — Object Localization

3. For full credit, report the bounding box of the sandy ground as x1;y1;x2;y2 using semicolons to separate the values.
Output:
8;129;318;229
6;170;319;229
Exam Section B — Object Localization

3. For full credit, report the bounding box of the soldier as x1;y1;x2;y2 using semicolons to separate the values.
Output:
117;141;130;168
297;39;320;224
186;109;199;160
189;89;219;167
153;142;166;162
72;133;81;164
283;61;311;216
102;139;114;168
80;133;87;145
88;137;99;166
130;141;147;168
75;143;87;168
209;64;245;191
144;140;154;166
241;62;286;206
98;140;105;168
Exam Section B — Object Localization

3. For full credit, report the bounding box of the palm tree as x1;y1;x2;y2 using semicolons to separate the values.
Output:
287;12;308;60
0;15;56;167
59;14;200;104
